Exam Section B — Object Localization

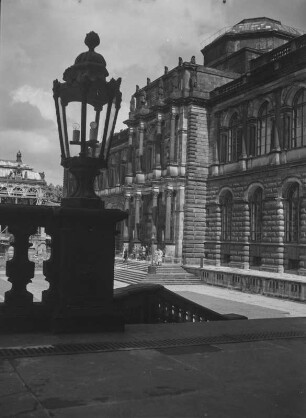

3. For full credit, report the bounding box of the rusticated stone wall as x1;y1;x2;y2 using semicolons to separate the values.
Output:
182;105;209;264
205;162;306;275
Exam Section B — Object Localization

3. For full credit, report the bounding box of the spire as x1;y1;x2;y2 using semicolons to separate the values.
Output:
16;150;22;163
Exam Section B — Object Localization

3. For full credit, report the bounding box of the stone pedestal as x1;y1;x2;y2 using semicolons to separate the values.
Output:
50;207;127;333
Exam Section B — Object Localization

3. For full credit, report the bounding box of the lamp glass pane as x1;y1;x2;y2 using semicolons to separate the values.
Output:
103;99;117;160
66;101;82;157
58;98;68;157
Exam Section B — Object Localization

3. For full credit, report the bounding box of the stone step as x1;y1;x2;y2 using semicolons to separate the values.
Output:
144;277;203;285
114;267;146;285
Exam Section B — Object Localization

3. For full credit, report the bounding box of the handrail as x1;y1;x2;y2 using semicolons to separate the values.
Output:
114;283;227;323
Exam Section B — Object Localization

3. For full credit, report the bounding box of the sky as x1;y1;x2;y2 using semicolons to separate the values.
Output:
1;0;306;185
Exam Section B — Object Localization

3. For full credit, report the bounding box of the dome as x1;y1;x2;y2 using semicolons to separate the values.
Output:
229;17;303;38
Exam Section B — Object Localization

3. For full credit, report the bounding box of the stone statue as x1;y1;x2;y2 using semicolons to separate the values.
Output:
191;55;196;65
130;95;135;112
178;57;183;66
139;89;147;107
158;79;164;101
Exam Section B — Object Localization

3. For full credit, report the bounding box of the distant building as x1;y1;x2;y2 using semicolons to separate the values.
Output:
0;151;46;205
0;151;49;260
98;17;306;278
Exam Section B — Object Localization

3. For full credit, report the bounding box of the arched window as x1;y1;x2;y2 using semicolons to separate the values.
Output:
257;102;270;155
292;89;306;148
285;183;300;242
248;124;256;156
221;191;233;241
228;113;242;162
250;188;263;242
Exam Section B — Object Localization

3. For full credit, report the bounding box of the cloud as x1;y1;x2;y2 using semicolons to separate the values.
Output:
1;0;306;187
0;129;62;185
1;102;54;132
11;85;55;124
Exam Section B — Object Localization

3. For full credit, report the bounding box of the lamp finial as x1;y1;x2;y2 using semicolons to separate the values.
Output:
85;32;100;51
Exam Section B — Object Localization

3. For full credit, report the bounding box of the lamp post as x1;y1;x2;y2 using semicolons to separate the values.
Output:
53;31;122;208
50;32;127;332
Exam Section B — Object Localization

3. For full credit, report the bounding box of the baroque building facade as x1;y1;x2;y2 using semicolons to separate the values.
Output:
0;151;49;257
98;17;306;277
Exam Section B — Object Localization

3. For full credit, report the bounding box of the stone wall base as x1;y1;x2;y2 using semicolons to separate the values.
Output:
184;266;306;302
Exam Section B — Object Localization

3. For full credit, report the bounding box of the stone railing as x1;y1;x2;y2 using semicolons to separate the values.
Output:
114;283;235;323
0;204;240;331
210;77;246;98
0;204;127;332
250;34;306;71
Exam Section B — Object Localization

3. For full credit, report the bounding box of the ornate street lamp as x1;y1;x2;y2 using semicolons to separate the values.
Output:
53;31;122;208
50;32;126;332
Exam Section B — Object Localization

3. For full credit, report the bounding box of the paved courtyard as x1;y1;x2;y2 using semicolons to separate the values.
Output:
1;317;306;417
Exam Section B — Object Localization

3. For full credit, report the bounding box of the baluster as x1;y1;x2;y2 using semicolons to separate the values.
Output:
173;306;179;322
42;222;60;307
5;223;37;307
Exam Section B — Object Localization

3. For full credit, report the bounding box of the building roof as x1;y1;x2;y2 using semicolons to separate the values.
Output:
0;152;44;182
231;17;303;37
202;17;304;49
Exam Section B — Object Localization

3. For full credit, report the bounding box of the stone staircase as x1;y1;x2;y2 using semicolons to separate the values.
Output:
144;264;203;285
114;258;148;284
114;258;203;286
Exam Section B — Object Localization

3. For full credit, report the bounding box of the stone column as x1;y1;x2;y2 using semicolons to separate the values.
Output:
241;200;250;269
298;197;306;275
214;203;222;266
155;114;162;168
274;197;285;273
151;188;159;237
126;127;134;183
136;122;145;183
123;194;131;242
165;187;173;242
170;110;177;164
139;122;144;157
270;93;281;166
211;113;220;176
134;192;141;242
239;102;248;171
176;185;185;259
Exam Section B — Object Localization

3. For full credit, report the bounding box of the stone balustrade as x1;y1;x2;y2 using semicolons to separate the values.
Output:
114;283;230;323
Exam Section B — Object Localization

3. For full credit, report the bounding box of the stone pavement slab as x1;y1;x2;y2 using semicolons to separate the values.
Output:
0;318;306;417
175;290;290;318
167;284;306;318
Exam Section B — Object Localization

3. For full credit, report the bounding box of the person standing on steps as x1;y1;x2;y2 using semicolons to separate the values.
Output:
157;248;163;266
123;248;128;264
